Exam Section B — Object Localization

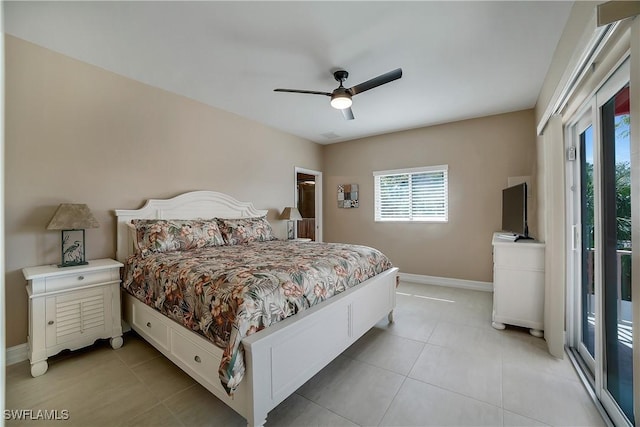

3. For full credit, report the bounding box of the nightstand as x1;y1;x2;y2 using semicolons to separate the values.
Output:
22;258;124;377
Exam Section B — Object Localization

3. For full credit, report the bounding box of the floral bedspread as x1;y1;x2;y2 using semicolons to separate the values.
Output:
121;240;393;394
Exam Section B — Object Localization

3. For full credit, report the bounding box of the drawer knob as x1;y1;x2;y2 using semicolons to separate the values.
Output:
146;322;151;328
47;320;54;326
78;276;84;281
194;355;201;363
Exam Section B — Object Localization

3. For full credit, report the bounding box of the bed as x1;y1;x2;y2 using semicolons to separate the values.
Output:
115;191;398;427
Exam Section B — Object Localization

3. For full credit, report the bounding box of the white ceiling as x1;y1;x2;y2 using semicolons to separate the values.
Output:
4;1;573;144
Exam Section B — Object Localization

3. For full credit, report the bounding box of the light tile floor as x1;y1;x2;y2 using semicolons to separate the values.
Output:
5;282;606;426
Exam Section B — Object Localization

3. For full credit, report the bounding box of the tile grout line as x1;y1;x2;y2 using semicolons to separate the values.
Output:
376;375;409;427
159;386;194;427
373;332;429;426
414;316;505;413
291;392;363;427
117;339;191;427
406;374;505;413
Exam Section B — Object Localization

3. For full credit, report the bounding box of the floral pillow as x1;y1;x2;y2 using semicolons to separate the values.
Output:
217;216;277;245
132;219;225;257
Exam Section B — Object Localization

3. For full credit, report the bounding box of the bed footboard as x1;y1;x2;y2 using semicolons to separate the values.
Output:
242;266;398;427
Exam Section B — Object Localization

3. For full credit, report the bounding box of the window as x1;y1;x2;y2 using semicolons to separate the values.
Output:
373;165;448;222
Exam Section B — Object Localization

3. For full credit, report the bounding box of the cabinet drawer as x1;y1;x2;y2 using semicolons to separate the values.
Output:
45;269;117;293
132;305;170;351
494;247;544;270
171;330;222;392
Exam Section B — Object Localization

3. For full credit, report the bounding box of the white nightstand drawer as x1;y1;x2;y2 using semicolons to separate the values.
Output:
45;269;116;293
133;304;170;351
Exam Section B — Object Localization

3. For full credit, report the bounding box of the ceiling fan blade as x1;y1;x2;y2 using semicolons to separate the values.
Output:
274;89;332;96
341;107;354;120
348;68;402;96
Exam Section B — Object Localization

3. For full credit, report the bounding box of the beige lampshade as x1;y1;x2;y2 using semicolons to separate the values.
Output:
280;207;302;221
47;204;100;230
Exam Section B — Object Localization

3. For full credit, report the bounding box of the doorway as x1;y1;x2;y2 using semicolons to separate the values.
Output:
294;167;322;242
567;59;634;426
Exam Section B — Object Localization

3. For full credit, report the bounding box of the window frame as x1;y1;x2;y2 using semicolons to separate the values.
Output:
373;165;449;223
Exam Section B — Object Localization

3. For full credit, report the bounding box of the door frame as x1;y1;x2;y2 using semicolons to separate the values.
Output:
294;167;323;242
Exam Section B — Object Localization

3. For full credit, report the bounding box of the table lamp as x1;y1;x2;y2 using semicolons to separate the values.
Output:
47;203;100;267
281;207;302;240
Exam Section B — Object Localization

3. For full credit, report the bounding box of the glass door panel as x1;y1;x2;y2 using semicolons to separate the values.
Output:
579;125;596;364
600;85;634;424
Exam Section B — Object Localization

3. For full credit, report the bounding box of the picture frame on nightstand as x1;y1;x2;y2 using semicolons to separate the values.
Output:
60;229;86;266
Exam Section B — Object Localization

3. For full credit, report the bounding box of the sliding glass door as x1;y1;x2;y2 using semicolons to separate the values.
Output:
568;59;634;426
600;83;633;424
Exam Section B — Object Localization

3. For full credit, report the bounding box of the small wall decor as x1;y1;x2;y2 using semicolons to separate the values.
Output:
338;184;359;208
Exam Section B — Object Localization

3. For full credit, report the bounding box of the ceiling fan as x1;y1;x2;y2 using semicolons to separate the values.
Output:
274;68;402;120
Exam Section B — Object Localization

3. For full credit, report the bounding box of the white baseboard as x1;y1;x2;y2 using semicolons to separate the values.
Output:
6;343;29;365
399;272;493;292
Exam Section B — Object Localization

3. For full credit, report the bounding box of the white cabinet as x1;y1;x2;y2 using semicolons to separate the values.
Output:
491;233;545;337
22;258;124;377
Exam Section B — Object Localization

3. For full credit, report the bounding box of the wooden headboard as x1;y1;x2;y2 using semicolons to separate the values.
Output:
114;191;268;262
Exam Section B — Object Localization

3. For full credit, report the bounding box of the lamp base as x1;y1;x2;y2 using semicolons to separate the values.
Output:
286;220;295;240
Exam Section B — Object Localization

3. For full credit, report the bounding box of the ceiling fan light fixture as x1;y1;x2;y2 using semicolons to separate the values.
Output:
330;92;352;110
275;67;402;119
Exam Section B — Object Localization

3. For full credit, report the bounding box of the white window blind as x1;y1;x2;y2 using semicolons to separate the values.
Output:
373;165;448;222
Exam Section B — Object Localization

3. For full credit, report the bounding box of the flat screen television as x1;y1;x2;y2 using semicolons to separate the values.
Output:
501;182;530;240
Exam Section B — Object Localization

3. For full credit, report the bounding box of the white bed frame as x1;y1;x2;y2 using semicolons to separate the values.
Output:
115;191;398;427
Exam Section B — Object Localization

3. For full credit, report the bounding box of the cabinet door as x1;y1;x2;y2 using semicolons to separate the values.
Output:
493;267;544;327
45;287;112;347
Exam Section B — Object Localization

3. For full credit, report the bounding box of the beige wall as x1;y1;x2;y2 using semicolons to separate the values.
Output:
2;35;543;348
4;35;322;347
322;110;536;283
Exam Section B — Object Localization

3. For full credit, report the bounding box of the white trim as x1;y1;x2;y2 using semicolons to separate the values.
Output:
372;164;448;177
6;343;29;366
399;272;493;292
